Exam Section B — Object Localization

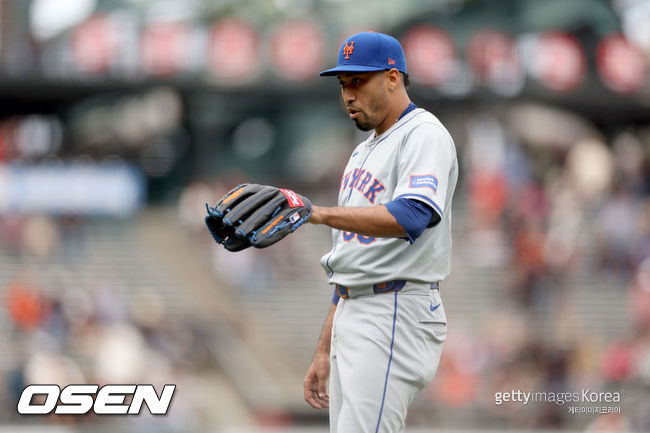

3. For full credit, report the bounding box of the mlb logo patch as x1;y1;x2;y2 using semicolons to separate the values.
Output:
290;212;300;224
409;175;438;193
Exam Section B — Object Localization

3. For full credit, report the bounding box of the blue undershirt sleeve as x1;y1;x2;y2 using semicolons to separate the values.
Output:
385;198;440;244
332;287;340;305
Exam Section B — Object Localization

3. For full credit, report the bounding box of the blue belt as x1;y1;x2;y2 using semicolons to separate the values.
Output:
335;280;439;299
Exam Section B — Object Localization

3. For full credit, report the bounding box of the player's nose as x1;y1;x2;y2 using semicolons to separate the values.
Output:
341;86;355;104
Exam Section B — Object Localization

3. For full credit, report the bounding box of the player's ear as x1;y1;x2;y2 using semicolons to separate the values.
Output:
386;68;401;91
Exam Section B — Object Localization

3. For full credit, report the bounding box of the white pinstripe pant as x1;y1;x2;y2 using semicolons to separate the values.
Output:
329;283;447;433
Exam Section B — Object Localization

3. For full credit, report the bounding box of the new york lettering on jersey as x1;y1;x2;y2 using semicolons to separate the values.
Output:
340;168;386;204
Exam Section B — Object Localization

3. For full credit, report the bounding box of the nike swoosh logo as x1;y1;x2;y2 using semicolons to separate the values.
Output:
430;303;441;312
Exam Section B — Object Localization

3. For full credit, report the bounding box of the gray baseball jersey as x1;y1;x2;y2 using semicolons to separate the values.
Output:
320;107;458;287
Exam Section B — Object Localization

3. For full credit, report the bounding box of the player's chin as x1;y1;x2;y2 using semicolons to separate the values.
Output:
353;118;374;132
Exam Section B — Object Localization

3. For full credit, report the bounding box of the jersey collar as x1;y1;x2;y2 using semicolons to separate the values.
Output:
368;103;420;145
398;102;418;121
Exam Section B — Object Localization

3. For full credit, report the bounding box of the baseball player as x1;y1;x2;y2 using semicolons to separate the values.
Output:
302;32;458;433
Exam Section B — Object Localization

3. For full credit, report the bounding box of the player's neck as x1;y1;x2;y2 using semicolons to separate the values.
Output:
374;96;412;137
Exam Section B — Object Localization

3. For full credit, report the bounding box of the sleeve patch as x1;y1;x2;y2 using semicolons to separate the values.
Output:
409;175;438;193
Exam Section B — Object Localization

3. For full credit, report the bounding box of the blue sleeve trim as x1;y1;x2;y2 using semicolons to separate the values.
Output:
394;193;443;218
385;198;434;244
332;287;340;305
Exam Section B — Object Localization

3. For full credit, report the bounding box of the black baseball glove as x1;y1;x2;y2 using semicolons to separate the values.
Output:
205;183;312;252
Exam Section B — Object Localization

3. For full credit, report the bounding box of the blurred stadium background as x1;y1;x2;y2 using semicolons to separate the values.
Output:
1;0;650;432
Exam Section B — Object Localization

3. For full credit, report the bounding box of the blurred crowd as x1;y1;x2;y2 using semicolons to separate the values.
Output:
1;98;649;431
1;0;650;430
419;104;650;431
0;214;229;431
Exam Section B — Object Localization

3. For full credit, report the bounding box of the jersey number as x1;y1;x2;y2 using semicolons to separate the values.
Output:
342;231;376;244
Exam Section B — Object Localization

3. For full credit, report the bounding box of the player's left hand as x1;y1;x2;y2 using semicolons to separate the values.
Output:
303;351;330;409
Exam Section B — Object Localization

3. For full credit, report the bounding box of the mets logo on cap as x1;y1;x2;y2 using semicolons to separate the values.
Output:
343;41;355;60
318;31;407;77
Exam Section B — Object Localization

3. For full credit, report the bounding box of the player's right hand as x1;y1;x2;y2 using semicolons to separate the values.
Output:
303;351;330;409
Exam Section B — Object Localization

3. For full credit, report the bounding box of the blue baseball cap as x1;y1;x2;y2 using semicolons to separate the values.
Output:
318;31;407;76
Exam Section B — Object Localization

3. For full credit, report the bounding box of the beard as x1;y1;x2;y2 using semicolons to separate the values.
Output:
353;112;375;131
349;87;389;132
